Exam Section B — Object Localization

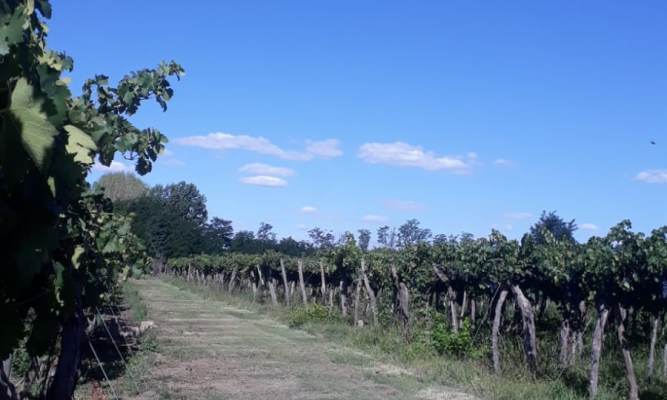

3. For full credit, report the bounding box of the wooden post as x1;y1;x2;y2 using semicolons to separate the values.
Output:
647;315;659;380
616;305;639;400
360;259;378;325
268;278;279;306
228;268;237;292
448;287;460;333
319;261;327;301
492;289;509;374
297;259;308;305
511;284;538;373
353;276;362;326
339;280;348;317
280;259;290;306
589;305;610;399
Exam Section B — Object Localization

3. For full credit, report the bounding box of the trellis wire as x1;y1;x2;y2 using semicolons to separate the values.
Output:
95;306;142;394
87;337;119;400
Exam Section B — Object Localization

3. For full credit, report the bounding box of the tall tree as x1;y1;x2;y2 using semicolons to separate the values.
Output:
398;219;432;248
93;172;148;202
308;227;335;249
257;222;277;242
377;225;397;248
530;210;577;244
203;217;234;254
151;181;208;227
358;229;371;252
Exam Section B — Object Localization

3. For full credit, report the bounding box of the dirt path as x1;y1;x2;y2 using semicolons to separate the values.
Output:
131;278;476;400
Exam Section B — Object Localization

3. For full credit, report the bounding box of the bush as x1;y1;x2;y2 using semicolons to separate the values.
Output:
431;318;481;358
286;304;335;327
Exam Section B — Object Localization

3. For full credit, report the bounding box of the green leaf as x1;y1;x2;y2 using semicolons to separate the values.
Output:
64;124;97;165
9;78;59;172
0;6;26;56
71;245;85;269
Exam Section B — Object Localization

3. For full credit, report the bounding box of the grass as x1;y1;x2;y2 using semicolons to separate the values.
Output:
73;280;161;399
161;276;667;400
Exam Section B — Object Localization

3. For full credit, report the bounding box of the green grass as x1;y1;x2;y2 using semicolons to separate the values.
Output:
122;280;149;321
162;277;667;400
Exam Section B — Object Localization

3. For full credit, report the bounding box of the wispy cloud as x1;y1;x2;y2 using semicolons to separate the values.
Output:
504;212;533;220
384;199;426;212
358;142;473;173
176;132;342;161
494;158;516;167
635;169;667;184
362;214;389;224
301;206;317;213
240;163;295;177
158;148;185;166
305;139;343;158
92;160;131;174
240;175;287;187
580;223;599;231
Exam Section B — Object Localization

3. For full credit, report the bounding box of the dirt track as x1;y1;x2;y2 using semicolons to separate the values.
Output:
130;279;476;400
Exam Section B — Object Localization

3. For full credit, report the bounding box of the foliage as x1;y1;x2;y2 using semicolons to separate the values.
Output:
286;304;335;327
530;210;577;244
432;318;479;358
92;172;148;202
0;1;181;397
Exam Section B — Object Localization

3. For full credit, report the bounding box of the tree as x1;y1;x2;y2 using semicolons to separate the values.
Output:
151;181;208;227
93;172;148;202
203;217;234;254
358;229;371;252
276;236;312;256
377;225;397;248
231;230;260;253
530;210;577;244
308;227;335;249
257;222;276;242
397;219;432;248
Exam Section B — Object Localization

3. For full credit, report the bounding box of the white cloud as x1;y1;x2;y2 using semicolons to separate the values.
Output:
305;139;343;158
384;199;426;212
239;175;287;187
296;223;308;230
636;169;667;184
362;214;389;224
92;160;131;174
157;147;185;166
176;132;342;161
358;142;472;173
505;212;533;220
580;223;599;231
301;206;317;213
160;158;186;167
494;158;516;167
239;163;295;177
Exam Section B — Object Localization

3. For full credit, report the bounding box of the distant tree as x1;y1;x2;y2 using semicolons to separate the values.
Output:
308;227;335;249
116;181;210;257
257;222;277;242
230;230;261;253
358;229;371;252
151;181;208;227
433;233;452;246
338;231;356;246
530;210;577;244
203;217;234;254
397;219;432;248
94;172;148;202
276;237;313;256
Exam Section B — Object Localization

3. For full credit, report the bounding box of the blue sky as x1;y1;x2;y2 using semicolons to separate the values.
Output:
50;1;666;242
